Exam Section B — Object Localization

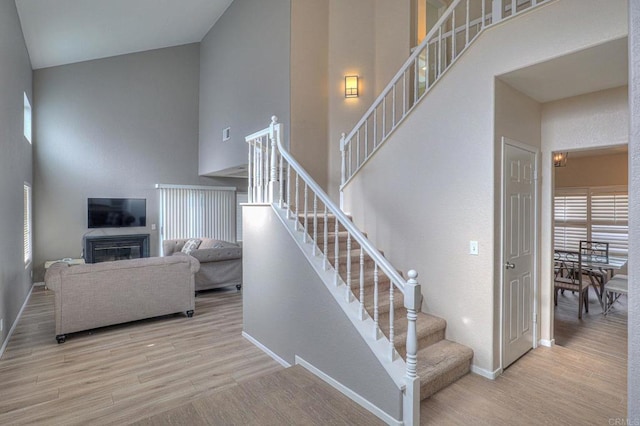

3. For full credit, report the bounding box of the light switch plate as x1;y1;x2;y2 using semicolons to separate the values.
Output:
469;241;479;255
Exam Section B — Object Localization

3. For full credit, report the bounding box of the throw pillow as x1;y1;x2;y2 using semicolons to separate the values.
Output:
181;238;201;255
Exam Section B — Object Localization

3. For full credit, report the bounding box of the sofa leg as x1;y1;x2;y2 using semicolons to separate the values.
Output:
56;334;66;344
186;310;194;318
236;284;242;291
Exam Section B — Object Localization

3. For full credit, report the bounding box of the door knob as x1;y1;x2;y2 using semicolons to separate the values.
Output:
505;262;516;269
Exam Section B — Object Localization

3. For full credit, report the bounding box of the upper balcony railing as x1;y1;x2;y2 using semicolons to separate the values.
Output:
340;0;549;201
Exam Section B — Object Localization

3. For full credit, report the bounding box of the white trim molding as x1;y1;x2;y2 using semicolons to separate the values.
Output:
470;364;503;380
0;285;33;358
538;339;555;347
241;331;291;368
295;356;402;426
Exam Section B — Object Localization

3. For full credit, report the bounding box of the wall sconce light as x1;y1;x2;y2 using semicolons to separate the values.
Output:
345;75;359;98
553;152;568;167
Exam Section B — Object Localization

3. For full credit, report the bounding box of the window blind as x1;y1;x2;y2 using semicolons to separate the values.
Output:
157;185;237;255
23;184;32;265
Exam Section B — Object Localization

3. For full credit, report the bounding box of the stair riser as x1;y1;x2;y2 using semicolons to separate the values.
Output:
420;359;472;400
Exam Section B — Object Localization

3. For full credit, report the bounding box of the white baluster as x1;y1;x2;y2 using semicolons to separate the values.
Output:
359;248;365;320
392;84;396;129
269;122;277;204
356;130;360;170
303;183;308;243
323;205;328;270
295;173;299;230
248;143;253;203
413;57;419;105
340;133;346;210
279;152;284;208
465;0;470;46
382;97;386;138
452;9;456;63
346;234;352;303
373;264;380;340
286;163;291;218
364;120;369;158
389;279;395;361
403;270;421;426
313;194;318;255
263;135;268;202
334;217;340;286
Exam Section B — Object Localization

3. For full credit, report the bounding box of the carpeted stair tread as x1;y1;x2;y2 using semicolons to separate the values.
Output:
355;282;404;316
416;339;474;399
377;312;446;356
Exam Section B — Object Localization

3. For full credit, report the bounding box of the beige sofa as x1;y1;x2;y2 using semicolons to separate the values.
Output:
45;255;199;343
163;238;242;292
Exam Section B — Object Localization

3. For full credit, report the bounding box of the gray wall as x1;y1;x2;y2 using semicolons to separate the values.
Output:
243;205;402;421
629;0;639;420
199;0;291;176
0;0;33;350
33;44;243;282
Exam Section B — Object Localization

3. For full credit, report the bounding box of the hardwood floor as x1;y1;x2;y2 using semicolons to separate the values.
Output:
421;287;628;425
0;286;286;425
1;284;628;425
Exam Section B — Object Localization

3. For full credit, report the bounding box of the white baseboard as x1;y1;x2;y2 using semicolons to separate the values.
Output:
295;356;402;426
241;331;291;368
470;364;502;380
538;338;555;347
0;284;33;359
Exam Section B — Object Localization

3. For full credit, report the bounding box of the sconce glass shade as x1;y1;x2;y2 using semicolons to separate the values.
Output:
553;152;568;167
345;75;359;98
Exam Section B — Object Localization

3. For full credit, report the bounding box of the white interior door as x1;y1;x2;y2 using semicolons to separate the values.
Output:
503;139;537;368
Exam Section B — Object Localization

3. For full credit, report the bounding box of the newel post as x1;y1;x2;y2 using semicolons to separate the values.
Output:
340;133;346;210
268;116;279;203
403;270;421;426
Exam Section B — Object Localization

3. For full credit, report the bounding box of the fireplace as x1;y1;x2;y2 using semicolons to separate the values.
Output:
84;234;150;264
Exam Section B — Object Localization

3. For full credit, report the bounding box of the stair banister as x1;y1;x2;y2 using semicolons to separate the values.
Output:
247;116;422;425
265;116;408;292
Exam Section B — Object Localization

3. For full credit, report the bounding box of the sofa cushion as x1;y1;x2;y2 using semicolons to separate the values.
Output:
181;238;202;254
199;239;237;249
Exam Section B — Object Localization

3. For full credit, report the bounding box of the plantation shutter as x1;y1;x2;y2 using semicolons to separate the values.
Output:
590;188;628;256
554;190;587;252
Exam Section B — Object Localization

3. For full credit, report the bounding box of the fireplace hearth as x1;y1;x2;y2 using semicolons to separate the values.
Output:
84;234;150;264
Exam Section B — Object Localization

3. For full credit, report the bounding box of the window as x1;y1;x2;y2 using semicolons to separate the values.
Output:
554;186;628;256
23;92;32;143
24;184;32;265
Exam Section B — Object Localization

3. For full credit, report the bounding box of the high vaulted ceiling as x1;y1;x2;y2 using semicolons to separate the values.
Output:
15;0;234;69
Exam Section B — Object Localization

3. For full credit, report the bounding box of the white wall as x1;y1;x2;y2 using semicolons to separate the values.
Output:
0;0;33;352
199;0;291;177
242;205;402;421
290;0;329;189
33;45;243;282
327;0;411;201
342;0;628;373
628;0;640;419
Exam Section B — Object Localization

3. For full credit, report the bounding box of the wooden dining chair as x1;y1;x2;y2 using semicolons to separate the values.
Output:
554;250;590;319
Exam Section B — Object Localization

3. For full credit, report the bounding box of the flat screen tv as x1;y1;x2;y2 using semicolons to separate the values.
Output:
88;198;146;228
